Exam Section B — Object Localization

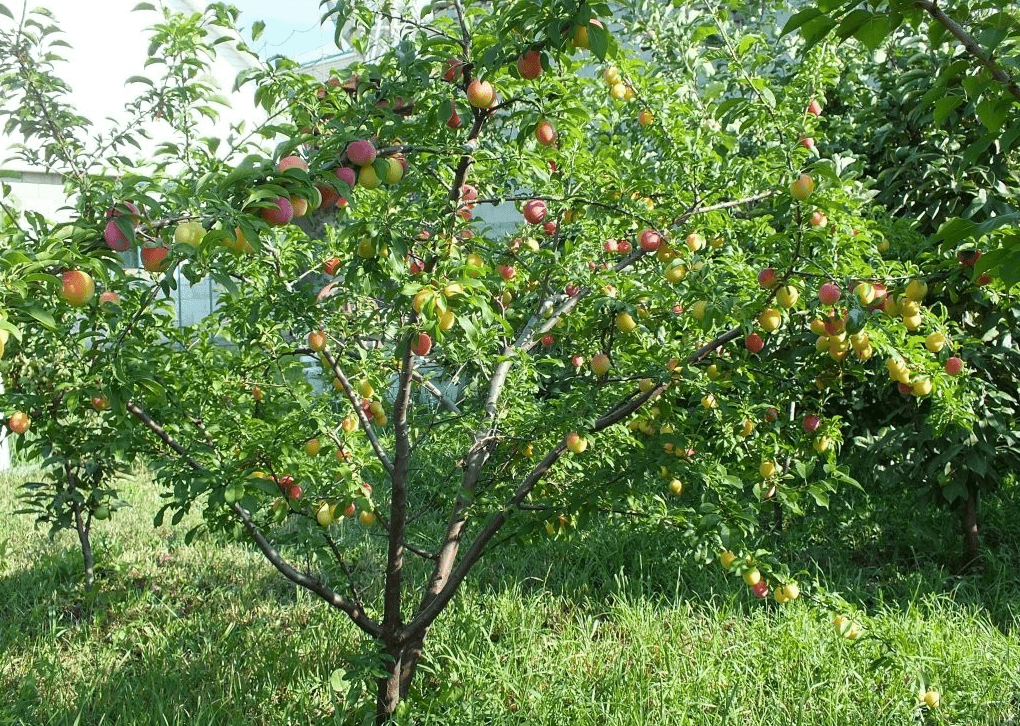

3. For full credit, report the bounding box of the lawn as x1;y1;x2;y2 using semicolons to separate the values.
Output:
0;466;1017;725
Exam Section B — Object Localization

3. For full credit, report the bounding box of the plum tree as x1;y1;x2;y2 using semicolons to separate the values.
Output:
0;0;1004;721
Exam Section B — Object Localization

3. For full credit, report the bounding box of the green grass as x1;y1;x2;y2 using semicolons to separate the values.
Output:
0;467;1017;725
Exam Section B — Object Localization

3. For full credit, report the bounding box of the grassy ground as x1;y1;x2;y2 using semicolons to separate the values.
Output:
0;467;1017;726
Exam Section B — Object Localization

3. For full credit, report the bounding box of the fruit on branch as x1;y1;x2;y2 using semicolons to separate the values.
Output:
617;239;632;254
740;418;755;438
60;270;95;306
90;394;109;411
758;308;782;332
346;140;377;167
446;107;463;129
467;79;495;108
945;357;964;376
591;353;611;376
383;158;404;184
807;99;822;116
412;332;433;356
141;243;171;272
103;219;133;251
790;173;815;201
565;432;587;453
308;331;327;352
261;197;294;226
776;582;800;602
818;282;841;306
252;385;264;402
664;261;688;283
342;414;358;433
685;233;705;252
572;18;603;50
517;50;543;79
833;615;861;639
174;220;205;246
305;438;322;457
810;210;827;227
669;479;683;496
801;136;815;150
925;333;946;353
745;333;764;354
752;580;769;598
957;249;981;267
535;120;556;146
99;291;120;306
8;411;30;434
639;229;661;252
616;312;637;333
335;166;357;191
701;394;717;409
442;58;463;83
638;109;653;126
498;264;516;281
912;378;933;396
543;220;557;236
358;165;382;190
523;199;547;224
803;414;821;432
541;334;554;346
719;550;737;569
322;257;341;276
359;510;377;526
776;285;799;308
278;155;308;172
743;568;762;586
759;461;777;478
315;501;334;527
852;282;875;305
813;437;831;453
905;279;928;301
757;268;777;288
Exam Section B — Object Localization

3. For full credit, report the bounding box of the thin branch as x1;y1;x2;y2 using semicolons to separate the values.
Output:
321;349;395;475
915;0;1020;102
412;370;461;414
126;400;382;638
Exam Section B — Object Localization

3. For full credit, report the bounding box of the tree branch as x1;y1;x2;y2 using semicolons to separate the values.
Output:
915;0;1020;102
126;400;382;638
321;349;395;475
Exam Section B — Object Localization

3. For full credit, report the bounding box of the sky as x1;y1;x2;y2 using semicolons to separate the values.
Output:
230;0;336;60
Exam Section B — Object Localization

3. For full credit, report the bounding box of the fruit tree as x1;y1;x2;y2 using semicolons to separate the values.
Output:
1;0;1008;721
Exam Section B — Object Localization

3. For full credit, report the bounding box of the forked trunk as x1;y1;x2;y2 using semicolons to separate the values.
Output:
374;637;425;724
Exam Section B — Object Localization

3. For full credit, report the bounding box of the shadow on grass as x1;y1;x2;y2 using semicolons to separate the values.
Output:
0;538;370;726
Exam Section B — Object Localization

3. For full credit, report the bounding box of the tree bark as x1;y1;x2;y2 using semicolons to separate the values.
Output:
64;463;95;588
73;510;95;589
375;640;421;724
960;484;980;571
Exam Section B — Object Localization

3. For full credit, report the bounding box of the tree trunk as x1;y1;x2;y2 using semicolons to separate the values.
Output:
74;512;95;589
960;485;980;572
374;639;424;724
64;463;95;588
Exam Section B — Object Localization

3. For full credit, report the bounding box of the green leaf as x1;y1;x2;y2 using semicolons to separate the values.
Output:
801;16;839;51
781;8;824;37
931;95;964;125
854;14;892;50
251;20;265;42
976;98;1009;132
24;305;56;331
588;23;610;61
835;9;874;41
0;4;13;20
